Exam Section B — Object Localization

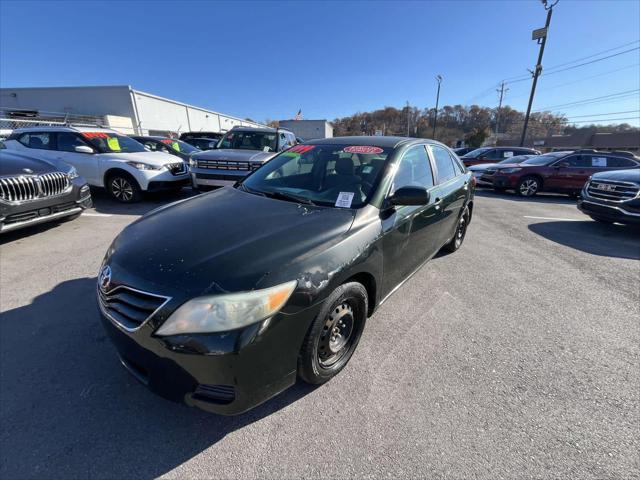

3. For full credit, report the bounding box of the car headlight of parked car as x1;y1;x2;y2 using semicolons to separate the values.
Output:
67;166;79;179
500;167;522;173
188;158;197;167
155;280;298;336
126;161;164;171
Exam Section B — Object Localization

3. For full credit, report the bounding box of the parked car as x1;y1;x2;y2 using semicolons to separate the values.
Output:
480;150;640;197
453;147;475;156
183;137;218;151
189;126;297;189
4;126;190;202
98;136;474;414
468;154;536;187
179;131;224;144
460;147;540;167
130;136;199;162
0;149;92;233
578;169;640;225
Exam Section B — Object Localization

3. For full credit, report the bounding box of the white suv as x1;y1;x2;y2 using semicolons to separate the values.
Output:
4;126;190;202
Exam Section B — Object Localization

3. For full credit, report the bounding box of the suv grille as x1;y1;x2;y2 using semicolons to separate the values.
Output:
197;159;260;171
98;285;170;331
167;162;187;175
0;172;70;203
587;179;640;202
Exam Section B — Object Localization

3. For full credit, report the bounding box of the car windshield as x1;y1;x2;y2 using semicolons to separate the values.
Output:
217;131;277;152
498;155;533;164
82;132;146;153
240;143;392;208
461;147;492;158
159;138;198;154
521;153;567;166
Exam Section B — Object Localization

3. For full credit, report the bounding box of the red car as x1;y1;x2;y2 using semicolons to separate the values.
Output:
481;150;640;197
460;146;540;167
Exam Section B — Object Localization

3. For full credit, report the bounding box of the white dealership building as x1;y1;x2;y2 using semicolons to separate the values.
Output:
0;85;265;136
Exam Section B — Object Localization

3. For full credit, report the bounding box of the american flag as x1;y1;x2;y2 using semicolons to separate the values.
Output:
294;109;302;121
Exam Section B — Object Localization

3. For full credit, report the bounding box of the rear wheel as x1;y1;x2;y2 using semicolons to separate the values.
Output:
107;172;141;203
516;176;541;197
298;282;368;384
443;205;470;253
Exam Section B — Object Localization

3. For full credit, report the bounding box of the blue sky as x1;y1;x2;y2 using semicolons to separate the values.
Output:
1;0;639;125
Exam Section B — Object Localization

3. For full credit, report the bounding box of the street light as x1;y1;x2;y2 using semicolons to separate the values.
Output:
432;75;443;139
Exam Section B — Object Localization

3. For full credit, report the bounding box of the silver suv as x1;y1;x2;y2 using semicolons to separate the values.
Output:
189;126;296;189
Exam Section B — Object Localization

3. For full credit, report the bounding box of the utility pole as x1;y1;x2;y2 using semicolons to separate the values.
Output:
495;81;508;135
520;0;557;146
406;101;410;137
432;75;443;139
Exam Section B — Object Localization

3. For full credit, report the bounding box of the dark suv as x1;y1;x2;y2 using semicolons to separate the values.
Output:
460;146;540;167
578;169;640;224
481;150;640;197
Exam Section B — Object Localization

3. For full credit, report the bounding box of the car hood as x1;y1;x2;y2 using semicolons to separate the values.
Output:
100;150;180;166
0;151;60;175
591;168;640;183
106;187;357;295
192;149;277;164
468;163;499;172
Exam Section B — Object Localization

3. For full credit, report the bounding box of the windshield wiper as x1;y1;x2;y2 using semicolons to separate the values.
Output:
262;190;316;205
236;183;266;196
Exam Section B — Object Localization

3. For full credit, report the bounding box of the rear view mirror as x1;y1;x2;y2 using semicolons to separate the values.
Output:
74;145;94;154
389;186;430;206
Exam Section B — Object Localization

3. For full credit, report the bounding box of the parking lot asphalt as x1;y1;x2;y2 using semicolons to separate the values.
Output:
1;187;638;479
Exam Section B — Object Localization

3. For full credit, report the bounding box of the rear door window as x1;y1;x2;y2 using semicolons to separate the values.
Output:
18;132;53;150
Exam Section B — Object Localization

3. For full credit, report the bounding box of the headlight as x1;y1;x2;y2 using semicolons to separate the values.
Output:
500;167;522;173
67;166;79;179
155;280;298;336
126;161;164;171
189;158;197;167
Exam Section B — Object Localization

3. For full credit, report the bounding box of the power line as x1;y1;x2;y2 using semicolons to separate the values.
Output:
565;116;639;124
534;89;639;111
565;110;639;118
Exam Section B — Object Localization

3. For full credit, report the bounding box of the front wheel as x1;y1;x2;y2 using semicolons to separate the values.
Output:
443;205;470;253
516;176;541;197
107;173;141;203
298;282;368;385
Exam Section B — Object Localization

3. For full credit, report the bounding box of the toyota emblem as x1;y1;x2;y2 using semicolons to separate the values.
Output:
99;265;112;291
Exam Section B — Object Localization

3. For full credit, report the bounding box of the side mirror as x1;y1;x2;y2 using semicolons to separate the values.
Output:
389;186;430;206
74;145;94;154
556;161;570;168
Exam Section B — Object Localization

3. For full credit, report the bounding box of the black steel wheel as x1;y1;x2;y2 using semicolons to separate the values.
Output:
516;176;541;197
443;205;470;253
298;282;368;384
107;172;141;203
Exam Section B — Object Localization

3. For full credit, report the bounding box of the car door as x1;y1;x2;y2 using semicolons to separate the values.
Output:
53;132;100;183
544;155;588;192
380;144;443;295
429;144;468;246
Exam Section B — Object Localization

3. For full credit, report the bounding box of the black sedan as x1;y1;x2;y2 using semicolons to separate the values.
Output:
98;136;474;414
131;136;200;162
1;150;92;233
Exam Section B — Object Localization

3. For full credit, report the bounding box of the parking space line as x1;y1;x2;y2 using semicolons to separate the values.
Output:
524;215;583;222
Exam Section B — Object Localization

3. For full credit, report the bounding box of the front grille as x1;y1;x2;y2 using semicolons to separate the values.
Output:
0;172;70;203
587;179;639;202
193;384;236;404
167;162;187;175
98;285;170;331
3;202;77;224
197;159;260;171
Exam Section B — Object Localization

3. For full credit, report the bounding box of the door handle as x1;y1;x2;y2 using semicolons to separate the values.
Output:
434;197;442;210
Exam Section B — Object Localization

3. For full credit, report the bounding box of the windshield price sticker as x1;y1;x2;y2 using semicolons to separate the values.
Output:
161;139;181;151
288;145;315;154
107;137;122;151
343;146;384;154
82;132;108;139
335;191;355;208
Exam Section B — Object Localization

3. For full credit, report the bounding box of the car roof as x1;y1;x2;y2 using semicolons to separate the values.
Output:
229;126;290;134
305;136;434;149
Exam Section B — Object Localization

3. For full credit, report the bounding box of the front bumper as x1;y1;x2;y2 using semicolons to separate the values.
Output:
190;168;249;188
491;174;519;189
99;292;322;415
577;196;640;225
0;179;92;233
134;168;190;191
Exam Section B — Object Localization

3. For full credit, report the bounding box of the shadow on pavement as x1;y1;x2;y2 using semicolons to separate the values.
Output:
89;187;200;216
528;220;640;260
0;277;315;479
475;188;576;205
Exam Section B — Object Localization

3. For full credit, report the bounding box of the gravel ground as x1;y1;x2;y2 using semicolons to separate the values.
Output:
1;188;638;480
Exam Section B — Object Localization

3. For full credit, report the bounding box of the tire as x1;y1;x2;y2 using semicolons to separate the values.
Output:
516;176;541;197
298;282;368;385
443;205;470;253
106;172;141;203
589;215;615;224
